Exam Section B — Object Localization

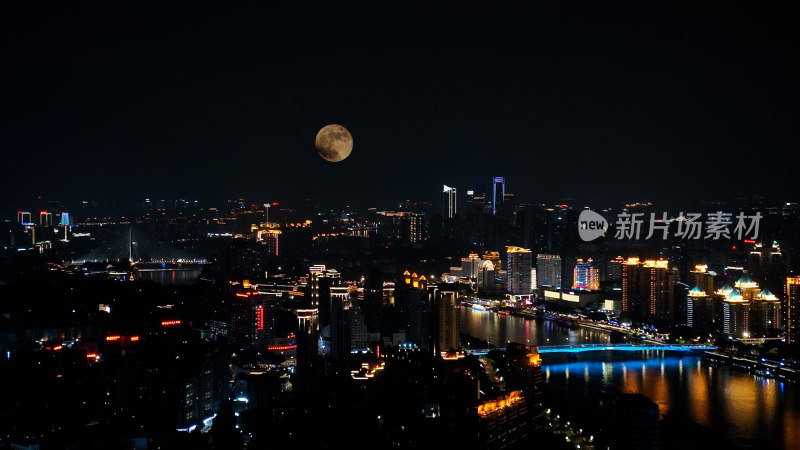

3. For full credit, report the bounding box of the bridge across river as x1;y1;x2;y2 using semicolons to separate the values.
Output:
465;343;716;356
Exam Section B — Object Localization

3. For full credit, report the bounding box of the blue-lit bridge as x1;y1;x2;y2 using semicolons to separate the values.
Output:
465;344;716;356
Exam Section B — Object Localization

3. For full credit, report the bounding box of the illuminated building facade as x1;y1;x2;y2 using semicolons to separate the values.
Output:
258;229;280;255
39;211;53;227
435;283;461;356
787;277;800;345
751;289;781;336
477;390;529;450
477;259;496;292
749;241;783;293
689;264;715;297
309;264;340;327
443;185;457;219
231;291;280;346
491;176;505;215
461;253;482;279
536;254;562;289
16;211;32;224
621;258;676;320
507;247;533;295
722;289;750;337
572;258;599;290
710;274;781;338
686;286;714;330
295;308;320;392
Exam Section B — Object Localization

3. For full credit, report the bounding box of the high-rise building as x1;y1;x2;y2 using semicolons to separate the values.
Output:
435;283;460;356
16;211;32;224
621;258;676;320
407;286;432;350
409;212;424;243
572;258;599;290
461;253;482;279
607;256;625;283
466;188;487;215
688;264;715;296
507;247;533;295
329;287;352;361
443;185;457;219
750;241;784;294
491;177;505;215
258;229;281;256
536;254;562;289
295;309;320;392
231;291;279;347
751;289;781;337
787;277;800;345
309;264;340;326
39;211;53;227
686;286;714;330
722;289;750;337
477;260;496;292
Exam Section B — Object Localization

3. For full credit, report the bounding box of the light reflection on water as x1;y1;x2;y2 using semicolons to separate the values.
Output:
460;307;800;450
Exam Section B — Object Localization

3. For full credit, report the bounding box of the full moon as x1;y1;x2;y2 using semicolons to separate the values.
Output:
315;124;353;162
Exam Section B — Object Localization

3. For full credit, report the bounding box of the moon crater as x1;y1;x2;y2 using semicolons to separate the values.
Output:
315;124;353;162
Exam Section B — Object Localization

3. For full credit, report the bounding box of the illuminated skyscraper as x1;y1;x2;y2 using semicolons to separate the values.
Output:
749;241;783;293
435;283;460;355
722;289;750;337
329;286;352;363
507;246;533;295
16;211;32;224
686;286;714;330
751;289;781;337
231;290;280;346
787;277;800;345
258;229;280;256
295;309;320;392
461;253;482;279
39;211;53;227
308;264;340;326
572;258;599;290
536;254;562;289
621;258;676;320
688;264;715;297
491;177;505;215
443;185;457;219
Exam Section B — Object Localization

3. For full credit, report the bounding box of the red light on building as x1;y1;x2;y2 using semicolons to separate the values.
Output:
267;344;297;351
272;202;279;206
130;336;140;342
257;305;264;331
161;320;182;327
744;239;756;244
106;335;122;341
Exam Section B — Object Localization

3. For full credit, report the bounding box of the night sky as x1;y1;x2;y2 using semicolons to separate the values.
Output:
2;2;798;212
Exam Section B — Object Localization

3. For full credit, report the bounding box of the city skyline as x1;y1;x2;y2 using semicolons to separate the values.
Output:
3;3;800;448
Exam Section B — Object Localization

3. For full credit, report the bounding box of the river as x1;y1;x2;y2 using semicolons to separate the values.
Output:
459;307;800;450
